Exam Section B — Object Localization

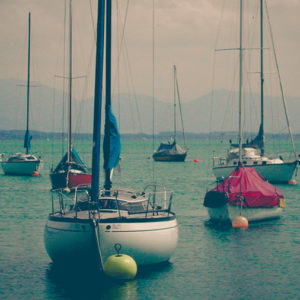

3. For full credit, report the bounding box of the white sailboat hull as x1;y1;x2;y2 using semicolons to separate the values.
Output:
207;205;283;223
44;216;178;267
2;160;40;175
213;161;298;183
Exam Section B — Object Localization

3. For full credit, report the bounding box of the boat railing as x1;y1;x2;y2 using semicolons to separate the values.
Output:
274;151;297;162
97;186;174;216
51;188;90;215
124;192;174;217
51;185;174;218
143;184;174;214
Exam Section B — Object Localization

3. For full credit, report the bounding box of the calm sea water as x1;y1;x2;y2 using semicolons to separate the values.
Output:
1;138;300;299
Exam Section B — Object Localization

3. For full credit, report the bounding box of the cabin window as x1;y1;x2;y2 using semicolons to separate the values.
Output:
253;161;258;165
233;162;237;165
262;161;267;165
243;161;247;165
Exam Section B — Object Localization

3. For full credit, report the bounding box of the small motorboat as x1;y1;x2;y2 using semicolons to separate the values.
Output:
204;166;285;223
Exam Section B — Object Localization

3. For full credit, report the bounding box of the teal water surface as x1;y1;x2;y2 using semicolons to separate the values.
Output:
0;139;300;299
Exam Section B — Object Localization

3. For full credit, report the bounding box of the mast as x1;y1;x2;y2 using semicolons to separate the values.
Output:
175;66;186;148
260;0;265;155
173;65;177;142
25;12;31;155
238;0;244;163
91;0;105;203
67;0;73;163
104;0;112;190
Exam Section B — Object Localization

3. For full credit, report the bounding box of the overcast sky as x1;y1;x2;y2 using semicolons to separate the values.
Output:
0;0;299;102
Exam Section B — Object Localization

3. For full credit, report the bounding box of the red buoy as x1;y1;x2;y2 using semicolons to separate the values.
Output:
193;159;200;163
232;216;248;228
288;179;296;185
32;171;39;177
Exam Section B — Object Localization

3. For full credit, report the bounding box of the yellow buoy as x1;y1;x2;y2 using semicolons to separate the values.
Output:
32;171;39;177
232;216;248;228
288;179;297;185
104;254;137;280
103;243;137;280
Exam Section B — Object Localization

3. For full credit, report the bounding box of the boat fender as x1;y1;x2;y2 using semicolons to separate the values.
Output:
204;191;229;208
279;198;286;208
32;171;39;177
63;187;71;193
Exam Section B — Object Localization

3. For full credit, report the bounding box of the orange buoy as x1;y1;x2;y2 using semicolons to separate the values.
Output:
32;171;39;177
193;159;200;163
288;179;297;185
232;216;248;228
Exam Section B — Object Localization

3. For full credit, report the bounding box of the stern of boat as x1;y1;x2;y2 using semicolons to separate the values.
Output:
99;215;178;266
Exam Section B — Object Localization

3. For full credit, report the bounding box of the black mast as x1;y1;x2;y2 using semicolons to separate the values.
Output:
91;0;105;203
104;0;112;191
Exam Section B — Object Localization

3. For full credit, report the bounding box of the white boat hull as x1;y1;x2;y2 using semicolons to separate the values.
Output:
44;216;178;267
213;161;298;183
207;205;283;223
2;160;41;175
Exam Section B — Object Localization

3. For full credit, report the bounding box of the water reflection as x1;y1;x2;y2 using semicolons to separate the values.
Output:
106;280;137;300
204;217;284;232
203;219;233;231
45;261;173;299
46;263;137;299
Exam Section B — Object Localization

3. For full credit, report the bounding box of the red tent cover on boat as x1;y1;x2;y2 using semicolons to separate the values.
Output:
211;167;284;208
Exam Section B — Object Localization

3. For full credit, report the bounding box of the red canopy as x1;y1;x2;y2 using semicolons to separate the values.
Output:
212;167;284;208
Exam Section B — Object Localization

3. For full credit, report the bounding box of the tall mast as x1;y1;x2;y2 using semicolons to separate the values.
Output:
173;65;177;141
104;0;112;190
238;0;244;163
91;0;105;203
25;12;31;155
260;0;265;155
67;0;73;163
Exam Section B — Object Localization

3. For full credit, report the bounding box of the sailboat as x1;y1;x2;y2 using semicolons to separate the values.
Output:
50;0;91;190
44;0;178;268
1;13;41;176
153;65;187;162
204;0;285;223
212;0;298;183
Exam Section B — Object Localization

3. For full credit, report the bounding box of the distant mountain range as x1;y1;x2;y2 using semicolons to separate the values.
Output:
1;78;299;140
1;129;299;141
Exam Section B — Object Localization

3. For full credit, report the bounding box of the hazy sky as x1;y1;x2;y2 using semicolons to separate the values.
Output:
0;0;299;102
